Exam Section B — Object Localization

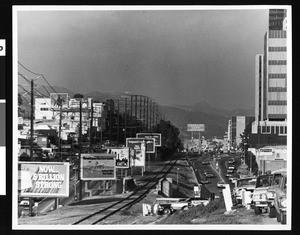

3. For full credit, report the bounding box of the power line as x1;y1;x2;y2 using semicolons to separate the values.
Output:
18;61;58;94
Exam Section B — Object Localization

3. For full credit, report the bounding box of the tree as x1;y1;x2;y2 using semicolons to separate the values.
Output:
152;120;183;159
73;94;84;98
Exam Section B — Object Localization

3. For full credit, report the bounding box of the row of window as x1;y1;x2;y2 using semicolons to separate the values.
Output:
268;73;287;78
269;30;287;39
268;100;287;106
268;46;287;52
40;108;49;111
268;87;287;92
268;60;287;65
260;125;287;135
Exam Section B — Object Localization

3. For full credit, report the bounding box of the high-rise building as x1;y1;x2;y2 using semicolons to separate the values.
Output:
230;116;254;149
251;9;288;147
264;9;287;122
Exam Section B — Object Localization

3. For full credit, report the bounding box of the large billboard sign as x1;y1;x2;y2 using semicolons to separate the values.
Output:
126;138;146;167
106;147;130;168
136;133;162;147
19;162;70;197
81;154;116;180
187;124;205;132
50;93;69;109
127;137;155;153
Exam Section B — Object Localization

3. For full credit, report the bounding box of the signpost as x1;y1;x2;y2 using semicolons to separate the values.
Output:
80;154;116;180
136;133;161;161
126;138;146;175
187;124;205;153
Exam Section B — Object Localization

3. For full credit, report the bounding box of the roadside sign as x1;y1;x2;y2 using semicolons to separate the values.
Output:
127;137;155;153
126;138;146;167
106;147;130;168
187;124;205;132
81;153;116;180
19;162;70;197
136;133;162;147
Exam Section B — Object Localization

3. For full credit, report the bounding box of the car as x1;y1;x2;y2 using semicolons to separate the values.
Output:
273;173;287;224
169;199;192;211
205;172;215;178
233;177;256;204
186;198;210;206
202;161;210;165
266;170;286;218
225;173;233;177
228;159;235;164
200;178;209;184
251;174;275;215
228;165;235;170
217;181;226;188
157;203;174;215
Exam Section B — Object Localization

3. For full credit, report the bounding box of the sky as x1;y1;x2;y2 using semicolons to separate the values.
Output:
16;7;269;110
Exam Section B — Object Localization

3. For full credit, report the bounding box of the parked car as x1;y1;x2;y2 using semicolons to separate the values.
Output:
273;173;287;224
205;172;215;178
200;178;209;184
157;203;174;215
266;169;286;218
228;165;235;170
227;169;235;174
233;177;256;204
169;198;192;211
251;174;275;214
187;198;210;206
228;159;235;164
201;161;210;165
217;181;226;188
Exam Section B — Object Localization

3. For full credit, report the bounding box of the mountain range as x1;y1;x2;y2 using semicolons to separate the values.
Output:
19;87;254;138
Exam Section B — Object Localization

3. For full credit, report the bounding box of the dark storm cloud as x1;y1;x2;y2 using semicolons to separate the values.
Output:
17;9;268;110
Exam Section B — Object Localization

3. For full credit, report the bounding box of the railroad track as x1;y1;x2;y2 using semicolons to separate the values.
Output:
72;157;179;225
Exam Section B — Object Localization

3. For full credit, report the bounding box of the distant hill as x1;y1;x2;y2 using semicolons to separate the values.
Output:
18;86;254;138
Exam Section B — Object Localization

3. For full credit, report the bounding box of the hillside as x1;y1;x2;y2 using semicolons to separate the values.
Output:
18;86;254;138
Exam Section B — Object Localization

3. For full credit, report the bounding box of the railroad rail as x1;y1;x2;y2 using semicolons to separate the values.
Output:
72;157;179;225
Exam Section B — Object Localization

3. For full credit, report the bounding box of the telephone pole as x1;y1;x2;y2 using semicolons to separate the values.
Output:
78;100;83;200
29;78;34;216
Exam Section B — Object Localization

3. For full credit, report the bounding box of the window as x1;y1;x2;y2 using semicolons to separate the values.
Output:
279;126;284;134
40;108;49;111
43;116;47;119
268;60;287;65
271;126;275;134
268;73;287;78
268;47;287;52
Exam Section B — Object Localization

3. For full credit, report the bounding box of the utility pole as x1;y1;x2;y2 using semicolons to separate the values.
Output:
58;95;62;162
89;99;93;152
124;97;127;142
117;100;120;145
29;78;34;216
78;100;82;201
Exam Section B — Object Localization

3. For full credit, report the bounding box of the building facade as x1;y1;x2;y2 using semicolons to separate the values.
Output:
251;9;288;148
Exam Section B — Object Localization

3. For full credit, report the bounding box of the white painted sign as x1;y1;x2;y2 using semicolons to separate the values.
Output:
187;124;205;132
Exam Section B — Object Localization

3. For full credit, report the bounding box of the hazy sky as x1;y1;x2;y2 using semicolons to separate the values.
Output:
17;7;268;110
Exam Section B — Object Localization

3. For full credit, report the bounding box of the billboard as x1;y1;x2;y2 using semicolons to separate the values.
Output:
127;137;155;153
50;93;69;109
107;147;130;168
136;133;162;147
19;162;69;197
126;138;146;167
187;124;205;132
81;154;116;180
